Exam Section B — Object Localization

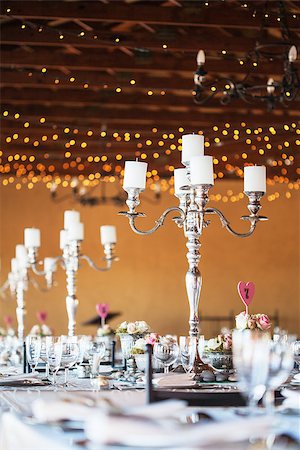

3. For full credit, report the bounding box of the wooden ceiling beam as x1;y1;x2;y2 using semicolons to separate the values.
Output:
2;48;299;76
0;25;266;54
1;1;299;30
2;87;300;116
2;103;298;127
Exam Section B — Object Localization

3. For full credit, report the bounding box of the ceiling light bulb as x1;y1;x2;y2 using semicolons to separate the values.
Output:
197;49;205;65
288;45;297;62
267;78;275;94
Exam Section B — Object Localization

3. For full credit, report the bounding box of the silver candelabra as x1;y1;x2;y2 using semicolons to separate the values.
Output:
4;247;52;341
119;134;267;377
25;213;118;336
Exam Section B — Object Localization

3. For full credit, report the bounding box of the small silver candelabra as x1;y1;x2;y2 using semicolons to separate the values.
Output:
119;134;268;377
25;212;118;336
4;246;52;341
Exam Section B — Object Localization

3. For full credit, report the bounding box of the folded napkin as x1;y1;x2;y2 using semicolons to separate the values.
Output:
281;388;300;410
292;373;300;382
153;373;195;388
32;398;93;423
86;411;273;447
0;372;40;383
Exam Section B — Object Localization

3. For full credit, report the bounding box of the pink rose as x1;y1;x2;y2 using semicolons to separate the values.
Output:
37;311;47;323
146;333;160;345
223;333;232;351
247;317;257;330
96;303;109;319
256;314;271;331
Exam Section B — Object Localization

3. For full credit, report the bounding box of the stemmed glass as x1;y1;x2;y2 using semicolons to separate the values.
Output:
88;341;106;378
60;336;79;386
232;330;270;414
77;335;90;365
263;337;294;413
292;341;300;372
26;335;42;373
45;336;62;387
153;342;179;374
179;336;197;374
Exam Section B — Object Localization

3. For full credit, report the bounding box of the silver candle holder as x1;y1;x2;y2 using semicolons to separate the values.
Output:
119;134;268;378
25;214;118;337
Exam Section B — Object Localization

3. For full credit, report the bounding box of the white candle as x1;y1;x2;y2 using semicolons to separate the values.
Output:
181;134;204;165
64;210;80;230
11;258;19;273
68;222;84;241
100;225;117;245
244;166;266;192
15;244;28;267
174;168;190;195
190;155;214;185
44;257;57;273
60;229;68;249
24;228;41;248
123;161;147;190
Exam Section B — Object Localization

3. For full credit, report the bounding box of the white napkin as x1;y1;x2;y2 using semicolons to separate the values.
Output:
32;398;93;423
292;373;300;382
153;373;195;388
281;388;300;410
86;412;273;447
0;372;40;383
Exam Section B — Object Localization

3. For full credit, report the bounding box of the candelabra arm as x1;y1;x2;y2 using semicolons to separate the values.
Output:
0;279;10;298
29;276;52;293
80;250;118;272
205;207;257;238
123;206;186;236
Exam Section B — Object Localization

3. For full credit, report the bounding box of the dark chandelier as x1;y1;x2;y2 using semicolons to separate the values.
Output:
193;1;300;111
50;178;161;207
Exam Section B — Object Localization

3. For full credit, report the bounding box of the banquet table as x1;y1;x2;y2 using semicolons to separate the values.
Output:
0;370;299;450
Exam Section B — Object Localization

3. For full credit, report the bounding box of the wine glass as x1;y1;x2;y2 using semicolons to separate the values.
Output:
26;335;42;373
88;341;106;378
60;336;79;386
179;336;197;373
232;330;270;414
292;340;300;371
153;342;179;374
77;335;90;365
45;336;62;386
263;337;294;413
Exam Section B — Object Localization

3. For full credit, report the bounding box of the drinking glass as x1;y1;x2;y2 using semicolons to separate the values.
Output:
26;335;42;373
88;341;106;378
264;337;294;413
292;340;300;371
179;336;197;373
45;336;62;386
232;330;270;414
77;335;90;365
60;336;79;385
153;342;179;374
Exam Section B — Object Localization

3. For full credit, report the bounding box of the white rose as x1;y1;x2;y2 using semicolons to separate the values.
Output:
30;325;40;335
207;338;221;351
41;324;52;336
136;321;149;333
235;312;249;330
127;322;136;334
119;321;127;329
7;328;15;337
134;338;146;350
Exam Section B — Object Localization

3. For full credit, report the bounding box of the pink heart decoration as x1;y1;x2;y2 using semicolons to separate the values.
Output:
96;303;109;319
4;316;13;327
237;281;255;313
37;311;47;323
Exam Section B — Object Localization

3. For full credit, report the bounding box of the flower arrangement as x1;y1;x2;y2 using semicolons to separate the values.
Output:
29;311;52;337
206;333;232;353
0;327;6;337
131;333;160;354
29;324;52;337
97;324;114;337
235;311;271;331
116;320;150;335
